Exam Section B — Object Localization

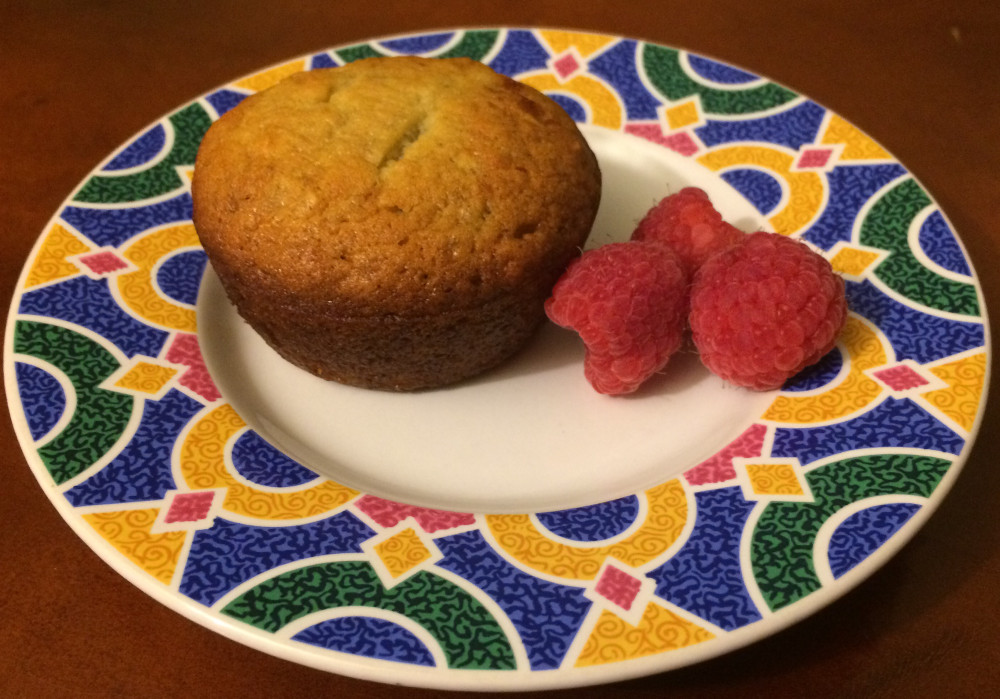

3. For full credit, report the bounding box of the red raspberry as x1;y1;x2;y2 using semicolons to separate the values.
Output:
632;187;744;274
689;231;847;391
545;242;689;395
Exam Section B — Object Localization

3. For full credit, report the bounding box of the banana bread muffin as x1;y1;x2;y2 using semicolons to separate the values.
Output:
192;56;601;390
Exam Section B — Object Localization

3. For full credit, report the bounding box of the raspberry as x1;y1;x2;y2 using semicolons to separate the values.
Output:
689;231;847;391
632;187;744;274
545;242;689;395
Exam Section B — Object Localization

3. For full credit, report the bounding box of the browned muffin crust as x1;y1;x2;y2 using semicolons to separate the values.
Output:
193;56;601;390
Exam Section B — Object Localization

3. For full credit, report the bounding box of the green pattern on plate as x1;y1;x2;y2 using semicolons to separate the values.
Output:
751;453;951;611
861;177;979;316
334;43;385;63
222;560;517;670
435;29;501;60
73;102;212;204
641;43;798;114
14;320;133;484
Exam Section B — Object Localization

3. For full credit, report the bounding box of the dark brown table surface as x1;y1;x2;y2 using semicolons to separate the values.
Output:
3;1;999;697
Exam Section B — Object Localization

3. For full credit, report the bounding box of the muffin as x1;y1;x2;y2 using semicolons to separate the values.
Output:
192;56;601;390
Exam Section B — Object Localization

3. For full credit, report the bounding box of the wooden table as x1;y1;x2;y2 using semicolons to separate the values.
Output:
3;1;998;696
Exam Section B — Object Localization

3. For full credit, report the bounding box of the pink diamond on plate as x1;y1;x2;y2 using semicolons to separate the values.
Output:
78;250;129;276
873;364;930;392
165;333;221;402
595;565;643;610
552;52;580;79
355;494;475;533
164;491;216;524
797;147;835;169
624;123;700;156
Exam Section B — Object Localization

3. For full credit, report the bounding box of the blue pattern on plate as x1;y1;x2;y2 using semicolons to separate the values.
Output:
696;100;826;151
156;249;207;306
19;276;168;359
205;89;249;118
15;362;66;441
828;502;921;578
846;279;985;363
546;93;588;123
782;347;844;392
802;163;908;250
64;389;201;506
60;192;193;249
309;52;340;70
588;39;662;120
772;397;965;466
488;29;552;77
381;31;456;55
536;496;640;541
687;55;760;84
918;209;972;276
231;430;319;488
103;124;166;171
180;513;375;607
648;488;762;630
720;168;784;215
293;616;436;666
436;530;592;670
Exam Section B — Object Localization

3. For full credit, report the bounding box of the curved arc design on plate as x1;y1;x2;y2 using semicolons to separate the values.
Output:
286;609;444;667
334;29;503;64
811;494;925;585
3;28;989;689
115;223;201;333
73;102;211;205
220;560;517;670
858;176;980;317
696;144;826;236
533;495;644;544
226;427;323;490
13;358;72;444
749;451;952;610
517;72;623;129
102;122;171;173
639;43;798;115
761;314;888;425
176;518;375;609
13;319;134;485
433;528;593;670
645;486;764;631
679;52;767;90
176;403;359;522
484;480;688;581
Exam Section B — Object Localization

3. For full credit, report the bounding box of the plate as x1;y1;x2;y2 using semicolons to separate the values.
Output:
4;28;990;691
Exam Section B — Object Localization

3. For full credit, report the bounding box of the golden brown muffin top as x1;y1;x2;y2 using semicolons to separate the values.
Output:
192;56;600;317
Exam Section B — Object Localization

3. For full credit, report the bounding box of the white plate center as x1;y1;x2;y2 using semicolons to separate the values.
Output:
197;127;774;514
